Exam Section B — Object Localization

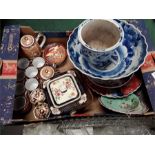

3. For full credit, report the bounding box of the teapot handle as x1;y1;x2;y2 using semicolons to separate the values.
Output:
36;33;46;48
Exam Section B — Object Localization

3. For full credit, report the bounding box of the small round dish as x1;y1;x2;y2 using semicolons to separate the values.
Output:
43;43;67;66
88;74;133;89
85;74;142;98
32;57;45;68
17;58;30;70
25;66;38;78
25;78;39;91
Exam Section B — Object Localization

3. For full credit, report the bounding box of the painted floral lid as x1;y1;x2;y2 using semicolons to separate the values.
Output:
47;73;81;108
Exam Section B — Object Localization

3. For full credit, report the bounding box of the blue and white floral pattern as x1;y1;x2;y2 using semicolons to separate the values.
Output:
67;20;148;80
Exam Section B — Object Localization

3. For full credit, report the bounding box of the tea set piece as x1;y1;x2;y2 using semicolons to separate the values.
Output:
86;74;142;98
33;102;50;119
40;66;55;80
77;19;124;69
43;43;67;67
15;82;25;96
25;66;38;78
17;58;30;70
25;78;39;91
17;70;25;82
20;33;46;59
14;92;32;115
29;88;46;105
67;19;148;80
46;70;87;115
88;74;133;89
99;93;149;115
32;57;45;68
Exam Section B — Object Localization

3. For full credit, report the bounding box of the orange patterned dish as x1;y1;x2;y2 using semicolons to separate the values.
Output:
43;43;67;66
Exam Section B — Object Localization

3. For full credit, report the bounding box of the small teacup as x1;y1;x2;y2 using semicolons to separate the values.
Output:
78;19;124;68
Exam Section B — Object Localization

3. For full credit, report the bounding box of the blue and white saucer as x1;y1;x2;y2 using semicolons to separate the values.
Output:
67;20;148;80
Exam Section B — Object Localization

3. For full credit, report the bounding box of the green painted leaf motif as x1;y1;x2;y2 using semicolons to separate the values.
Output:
99;94;141;114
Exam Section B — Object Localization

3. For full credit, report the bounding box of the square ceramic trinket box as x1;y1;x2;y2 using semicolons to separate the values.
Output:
46;70;87;115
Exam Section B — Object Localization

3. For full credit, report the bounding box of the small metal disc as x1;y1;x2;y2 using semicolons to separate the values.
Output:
25;78;39;91
25;66;38;78
32;57;45;68
17;58;30;70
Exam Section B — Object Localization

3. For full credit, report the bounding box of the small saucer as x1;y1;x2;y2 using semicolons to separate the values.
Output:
88;74;133;89
99;90;149;115
25;66;38;78
32;57;45;68
67;20;148;80
25;78;39;91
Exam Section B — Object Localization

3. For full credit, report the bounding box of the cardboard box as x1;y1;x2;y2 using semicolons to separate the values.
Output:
0;25;154;125
141;51;155;111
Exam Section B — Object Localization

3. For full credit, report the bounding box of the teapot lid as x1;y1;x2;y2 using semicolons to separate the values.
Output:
20;35;34;47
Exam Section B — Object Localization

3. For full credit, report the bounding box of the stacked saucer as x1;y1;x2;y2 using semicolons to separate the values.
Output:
67;19;148;81
67;19;148;115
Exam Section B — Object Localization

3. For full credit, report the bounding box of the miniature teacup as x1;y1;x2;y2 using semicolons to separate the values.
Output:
78;19;124;68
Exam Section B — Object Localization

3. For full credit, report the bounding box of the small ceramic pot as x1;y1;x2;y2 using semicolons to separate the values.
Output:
40;66;55;80
14;95;32;115
77;19;124;68
43;43;67;67
29;88;46;105
20;33;46;59
33;102;50;119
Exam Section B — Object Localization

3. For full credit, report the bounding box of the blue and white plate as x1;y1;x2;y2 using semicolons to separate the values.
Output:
67;20;148;80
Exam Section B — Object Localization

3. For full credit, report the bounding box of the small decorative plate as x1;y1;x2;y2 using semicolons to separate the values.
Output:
86;74;142;98
99;92;149;115
88;74;133;89
43;43;67;67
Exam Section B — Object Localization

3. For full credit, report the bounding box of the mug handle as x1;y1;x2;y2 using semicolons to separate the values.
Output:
36;33;46;48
